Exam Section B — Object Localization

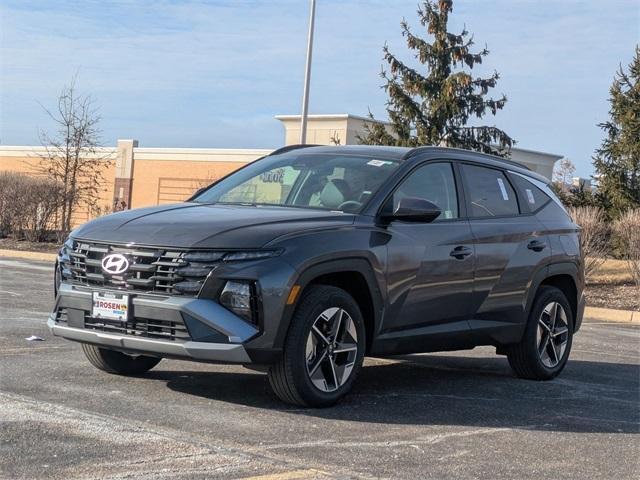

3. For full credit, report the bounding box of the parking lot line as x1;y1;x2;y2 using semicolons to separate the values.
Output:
240;469;329;480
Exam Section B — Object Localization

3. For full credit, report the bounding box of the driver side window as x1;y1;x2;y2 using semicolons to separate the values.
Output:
392;163;459;220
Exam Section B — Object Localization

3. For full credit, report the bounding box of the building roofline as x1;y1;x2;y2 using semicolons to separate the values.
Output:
275;113;390;124
510;146;564;160
275;114;563;159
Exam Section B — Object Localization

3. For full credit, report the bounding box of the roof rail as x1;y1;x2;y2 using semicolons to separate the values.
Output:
403;146;531;171
268;144;320;156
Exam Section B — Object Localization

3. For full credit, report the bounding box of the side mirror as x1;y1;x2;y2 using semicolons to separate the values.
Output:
382;197;442;223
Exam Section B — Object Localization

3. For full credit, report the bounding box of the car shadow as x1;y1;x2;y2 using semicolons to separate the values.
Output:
146;354;640;434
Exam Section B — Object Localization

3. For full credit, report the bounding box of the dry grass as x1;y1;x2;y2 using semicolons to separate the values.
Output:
614;209;640;289
586;258;637;311
568;206;609;278
588;258;634;285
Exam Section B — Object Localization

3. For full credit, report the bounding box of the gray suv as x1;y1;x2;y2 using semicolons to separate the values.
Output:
50;145;585;407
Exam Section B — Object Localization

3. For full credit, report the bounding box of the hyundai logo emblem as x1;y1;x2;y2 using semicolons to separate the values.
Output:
101;253;130;275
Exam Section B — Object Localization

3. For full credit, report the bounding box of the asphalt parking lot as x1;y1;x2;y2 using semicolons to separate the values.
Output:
1;257;639;479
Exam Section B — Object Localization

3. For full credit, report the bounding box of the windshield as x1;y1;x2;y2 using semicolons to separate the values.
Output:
192;152;401;213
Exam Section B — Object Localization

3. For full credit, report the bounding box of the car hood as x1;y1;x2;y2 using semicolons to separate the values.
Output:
71;203;356;249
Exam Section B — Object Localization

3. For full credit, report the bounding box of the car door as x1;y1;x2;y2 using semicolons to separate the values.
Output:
382;161;475;337
459;163;551;333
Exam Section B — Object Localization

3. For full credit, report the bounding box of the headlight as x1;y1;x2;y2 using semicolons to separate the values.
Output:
57;238;75;281
219;280;256;323
183;251;225;263
54;260;62;297
223;250;282;262
173;251;225;294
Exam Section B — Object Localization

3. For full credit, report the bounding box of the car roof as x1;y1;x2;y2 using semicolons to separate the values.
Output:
276;144;412;159
272;145;549;184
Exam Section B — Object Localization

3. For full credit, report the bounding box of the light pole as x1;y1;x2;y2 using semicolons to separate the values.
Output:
299;0;316;144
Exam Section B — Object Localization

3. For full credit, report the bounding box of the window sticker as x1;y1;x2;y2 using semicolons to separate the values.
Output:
367;159;391;167
526;188;536;204
497;177;509;201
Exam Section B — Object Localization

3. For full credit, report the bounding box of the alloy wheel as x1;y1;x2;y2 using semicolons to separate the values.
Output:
536;301;569;368
305;307;359;392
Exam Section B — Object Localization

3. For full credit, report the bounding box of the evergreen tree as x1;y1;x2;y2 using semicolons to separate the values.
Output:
359;0;513;155
593;46;640;217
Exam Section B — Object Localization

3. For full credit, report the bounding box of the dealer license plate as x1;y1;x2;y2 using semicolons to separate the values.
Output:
92;291;129;321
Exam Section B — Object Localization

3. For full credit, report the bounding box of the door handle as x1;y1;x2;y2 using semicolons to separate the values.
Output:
450;246;473;260
527;240;547;252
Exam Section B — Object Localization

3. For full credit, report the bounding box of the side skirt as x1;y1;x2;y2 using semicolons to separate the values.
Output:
370;319;525;356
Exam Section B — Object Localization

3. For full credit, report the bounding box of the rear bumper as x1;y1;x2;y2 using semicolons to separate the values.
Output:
48;283;259;363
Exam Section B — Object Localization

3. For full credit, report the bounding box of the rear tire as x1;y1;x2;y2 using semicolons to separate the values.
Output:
507;286;573;380
81;343;161;375
268;285;365;407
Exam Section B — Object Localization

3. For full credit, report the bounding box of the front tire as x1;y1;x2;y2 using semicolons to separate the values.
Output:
268;285;366;407
81;343;161;375
507;286;573;380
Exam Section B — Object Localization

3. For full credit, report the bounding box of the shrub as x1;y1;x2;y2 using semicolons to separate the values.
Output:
0;171;63;241
614;209;640;291
568;206;609;278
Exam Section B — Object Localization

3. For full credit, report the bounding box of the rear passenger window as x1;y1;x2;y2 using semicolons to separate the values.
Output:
461;164;519;217
509;173;551;212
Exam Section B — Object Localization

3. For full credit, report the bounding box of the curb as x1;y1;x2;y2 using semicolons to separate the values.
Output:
0;249;57;262
1;247;639;325
584;306;640;324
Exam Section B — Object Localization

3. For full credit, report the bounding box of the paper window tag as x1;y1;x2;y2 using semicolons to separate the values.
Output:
526;189;535;204
497;178;509;201
367;159;389;167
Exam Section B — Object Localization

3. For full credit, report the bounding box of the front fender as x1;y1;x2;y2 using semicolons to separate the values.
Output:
273;257;386;351
265;226;390;353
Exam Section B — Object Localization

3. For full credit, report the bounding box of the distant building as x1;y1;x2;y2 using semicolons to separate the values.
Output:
572;177;592;191
276;114;563;180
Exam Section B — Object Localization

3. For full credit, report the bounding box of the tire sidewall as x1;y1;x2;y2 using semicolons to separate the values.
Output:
526;287;574;378
286;286;366;406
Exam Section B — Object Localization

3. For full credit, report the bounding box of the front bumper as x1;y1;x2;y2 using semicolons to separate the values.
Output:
49;283;260;363
575;291;586;333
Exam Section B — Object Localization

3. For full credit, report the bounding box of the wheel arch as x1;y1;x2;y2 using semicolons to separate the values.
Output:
528;263;580;331
276;258;384;354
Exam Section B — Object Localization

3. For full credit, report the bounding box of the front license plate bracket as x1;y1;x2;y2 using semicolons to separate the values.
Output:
91;291;130;322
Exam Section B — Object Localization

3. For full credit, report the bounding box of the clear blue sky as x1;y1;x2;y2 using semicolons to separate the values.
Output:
1;0;638;177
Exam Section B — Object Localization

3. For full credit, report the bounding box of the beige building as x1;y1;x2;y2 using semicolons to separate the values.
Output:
0;113;562;226
276;114;562;180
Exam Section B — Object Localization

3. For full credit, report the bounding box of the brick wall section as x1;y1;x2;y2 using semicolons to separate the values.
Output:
130;159;252;208
0;144;270;226
0;147;116;226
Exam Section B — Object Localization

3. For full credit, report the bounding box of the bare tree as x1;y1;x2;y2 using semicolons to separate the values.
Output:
567;206;609;279
614;209;640;297
35;78;111;239
553;158;576;192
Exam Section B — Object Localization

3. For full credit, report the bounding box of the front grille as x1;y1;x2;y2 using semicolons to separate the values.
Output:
59;241;215;296
55;308;190;342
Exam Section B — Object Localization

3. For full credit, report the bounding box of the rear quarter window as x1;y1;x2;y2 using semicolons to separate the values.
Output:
509;173;552;213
